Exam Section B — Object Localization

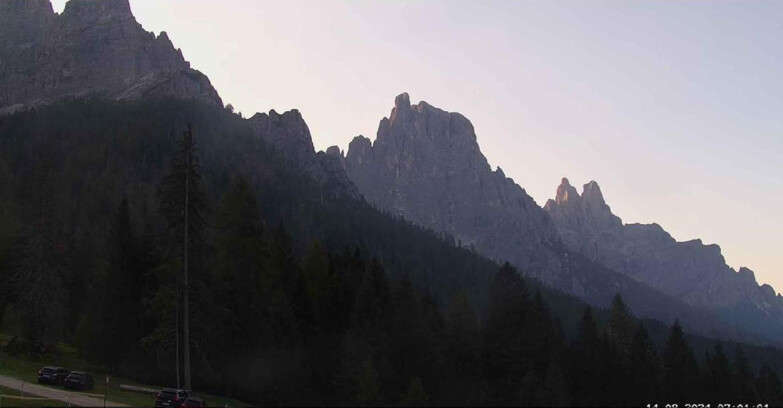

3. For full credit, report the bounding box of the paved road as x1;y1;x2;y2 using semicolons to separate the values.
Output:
0;374;129;407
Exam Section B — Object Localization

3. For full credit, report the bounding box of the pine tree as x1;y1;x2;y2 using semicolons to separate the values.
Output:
733;344;758;403
606;294;635;356
628;322;661;405
482;262;530;405
756;365;783;406
158;124;207;389
212;177;267;351
662;320;700;403
569;306;606;407
401;376;429;407
443;290;482;406
10;156;68;349
705;343;734;403
357;359;383;406
303;240;339;335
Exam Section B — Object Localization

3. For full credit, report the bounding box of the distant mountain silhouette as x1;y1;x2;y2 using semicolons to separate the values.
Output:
545;177;783;338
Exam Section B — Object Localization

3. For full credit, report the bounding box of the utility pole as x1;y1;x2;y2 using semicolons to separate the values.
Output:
183;125;192;390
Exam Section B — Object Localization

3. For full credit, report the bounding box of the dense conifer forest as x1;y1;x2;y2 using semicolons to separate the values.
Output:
1;99;782;406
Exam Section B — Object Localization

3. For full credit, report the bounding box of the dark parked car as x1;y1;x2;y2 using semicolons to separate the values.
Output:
180;397;207;407
155;388;190;408
63;371;94;390
37;366;69;385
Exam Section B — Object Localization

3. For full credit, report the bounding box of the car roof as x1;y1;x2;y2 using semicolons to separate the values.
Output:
69;371;87;375
161;388;187;393
42;366;62;369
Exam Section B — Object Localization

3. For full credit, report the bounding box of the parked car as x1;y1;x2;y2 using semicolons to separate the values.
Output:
37;366;70;385
155;388;190;408
63;371;94;390
180;397;207;407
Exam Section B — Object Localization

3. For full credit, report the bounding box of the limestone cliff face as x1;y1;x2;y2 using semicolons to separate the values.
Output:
344;93;560;273
0;0;222;112
248;110;359;200
544;178;783;324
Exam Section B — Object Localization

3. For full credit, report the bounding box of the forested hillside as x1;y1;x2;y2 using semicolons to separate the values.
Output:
1;99;782;406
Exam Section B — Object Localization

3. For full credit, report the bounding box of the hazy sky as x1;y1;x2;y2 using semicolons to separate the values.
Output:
52;0;783;292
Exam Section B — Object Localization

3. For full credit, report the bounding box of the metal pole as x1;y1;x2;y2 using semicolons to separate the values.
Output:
103;375;109;408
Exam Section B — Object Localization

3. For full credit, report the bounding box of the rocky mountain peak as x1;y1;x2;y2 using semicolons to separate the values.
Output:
582;180;606;206
2;0;53;16
345;92;559;274
738;267;756;283
0;0;221;113
248;109;314;166
395;92;411;109
554;177;581;205
544;177;783;338
61;0;133;22
325;145;343;158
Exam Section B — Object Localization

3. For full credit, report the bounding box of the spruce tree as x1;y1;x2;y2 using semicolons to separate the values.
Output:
733;344;758;403
663;320;699;403
569;306;605;406
756;365;783;406
628;322;661;404
158;124;207;389
482;262;530;405
705;343;734;403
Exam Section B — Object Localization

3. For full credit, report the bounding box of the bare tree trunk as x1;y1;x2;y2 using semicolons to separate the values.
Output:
183;125;192;390
176;257;180;389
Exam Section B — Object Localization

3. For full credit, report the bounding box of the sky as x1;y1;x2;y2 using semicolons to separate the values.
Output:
52;0;783;293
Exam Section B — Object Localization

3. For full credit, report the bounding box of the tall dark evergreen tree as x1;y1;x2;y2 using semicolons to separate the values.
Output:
158;124;207;389
9;156;68;349
705;342;734;403
303;240;339;336
212;177;268;352
733;344;758;403
482;262;531;406
628;322;661;404
76;197;148;369
443;290;482;406
569;306;606;407
756;365;783;406
662;320;700;403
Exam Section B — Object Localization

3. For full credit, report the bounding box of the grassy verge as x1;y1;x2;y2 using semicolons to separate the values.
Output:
0;334;249;407
0;385;69;407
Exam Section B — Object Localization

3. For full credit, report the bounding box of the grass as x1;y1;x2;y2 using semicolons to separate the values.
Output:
0;333;250;407
0;385;69;407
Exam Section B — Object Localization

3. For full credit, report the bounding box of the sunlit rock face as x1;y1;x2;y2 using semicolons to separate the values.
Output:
544;178;783;329
0;0;222;113
344;93;561;275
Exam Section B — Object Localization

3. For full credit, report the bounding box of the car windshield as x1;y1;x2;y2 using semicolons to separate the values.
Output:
161;391;177;398
69;373;84;379
41;368;56;374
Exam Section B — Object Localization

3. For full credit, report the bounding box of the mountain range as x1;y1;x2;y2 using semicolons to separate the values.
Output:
340;92;783;343
2;0;782;345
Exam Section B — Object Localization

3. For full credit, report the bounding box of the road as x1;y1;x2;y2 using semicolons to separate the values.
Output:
0;374;129;407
